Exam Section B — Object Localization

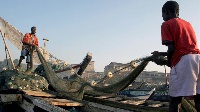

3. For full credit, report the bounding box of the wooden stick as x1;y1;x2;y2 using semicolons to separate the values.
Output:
0;27;15;69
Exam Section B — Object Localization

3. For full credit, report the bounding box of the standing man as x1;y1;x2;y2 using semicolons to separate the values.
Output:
16;26;39;70
160;1;200;112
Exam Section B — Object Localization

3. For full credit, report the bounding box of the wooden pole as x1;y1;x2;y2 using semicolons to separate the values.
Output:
0;27;15;69
43;38;49;49
43;38;49;60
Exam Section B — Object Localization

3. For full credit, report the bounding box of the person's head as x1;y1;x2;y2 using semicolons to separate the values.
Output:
31;26;36;34
162;1;179;21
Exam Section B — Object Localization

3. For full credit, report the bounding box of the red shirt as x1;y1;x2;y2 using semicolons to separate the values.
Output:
22;33;38;46
161;18;200;67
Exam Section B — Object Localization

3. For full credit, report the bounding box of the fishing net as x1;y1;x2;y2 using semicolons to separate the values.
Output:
96;56;149;85
0;70;49;91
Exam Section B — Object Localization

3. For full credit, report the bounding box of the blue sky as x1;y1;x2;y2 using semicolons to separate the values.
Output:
0;0;199;72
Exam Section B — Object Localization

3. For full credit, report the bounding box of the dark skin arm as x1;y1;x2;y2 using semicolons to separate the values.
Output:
151;42;174;67
161;39;175;67
166;43;174;67
22;42;38;51
22;42;35;46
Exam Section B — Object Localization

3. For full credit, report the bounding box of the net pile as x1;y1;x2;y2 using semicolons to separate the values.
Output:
0;70;49;91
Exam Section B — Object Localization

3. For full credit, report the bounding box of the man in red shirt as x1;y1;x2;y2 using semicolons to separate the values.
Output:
160;1;200;112
16;26;39;70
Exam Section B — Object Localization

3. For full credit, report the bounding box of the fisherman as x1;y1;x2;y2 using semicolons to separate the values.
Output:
153;1;200;112
16;26;39;70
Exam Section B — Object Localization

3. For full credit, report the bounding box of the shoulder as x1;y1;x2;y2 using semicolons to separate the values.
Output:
177;18;190;23
34;35;38;39
24;33;31;37
25;33;30;35
162;18;177;26
172;18;192;27
178;18;192;27
161;18;188;30
23;33;29;39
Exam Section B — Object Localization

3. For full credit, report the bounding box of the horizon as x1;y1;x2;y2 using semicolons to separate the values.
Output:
0;58;169;73
0;0;199;73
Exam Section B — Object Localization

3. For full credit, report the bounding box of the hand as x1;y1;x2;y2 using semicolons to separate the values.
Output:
151;51;168;56
151;51;168;66
151;51;159;55
154;58;168;66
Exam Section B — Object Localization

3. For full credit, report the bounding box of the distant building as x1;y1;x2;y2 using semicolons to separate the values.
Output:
85;61;95;73
70;61;95;73
104;62;133;74
64;61;98;80
103;61;168;85
136;71;167;84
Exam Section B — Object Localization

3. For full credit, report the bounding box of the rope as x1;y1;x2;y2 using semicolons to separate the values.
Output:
111;56;148;75
112;64;132;74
